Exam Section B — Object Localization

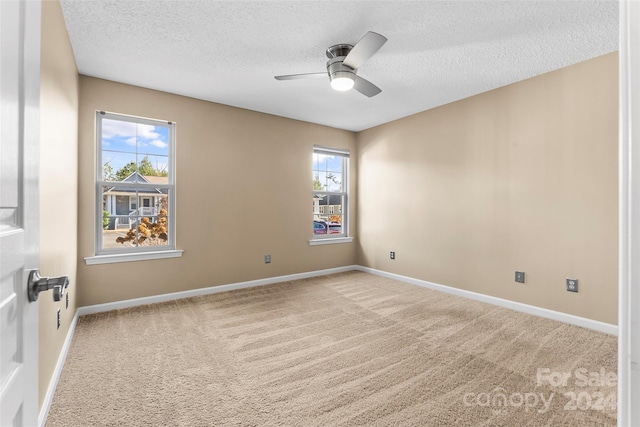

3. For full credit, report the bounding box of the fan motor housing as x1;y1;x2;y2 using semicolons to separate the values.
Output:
326;56;356;79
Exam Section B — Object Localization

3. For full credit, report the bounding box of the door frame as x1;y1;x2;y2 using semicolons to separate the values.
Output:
618;1;639;425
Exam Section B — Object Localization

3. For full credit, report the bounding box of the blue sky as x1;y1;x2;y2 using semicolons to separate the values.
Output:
101;118;169;177
313;153;344;192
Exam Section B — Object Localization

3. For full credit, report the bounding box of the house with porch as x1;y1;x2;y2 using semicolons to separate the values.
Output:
102;172;168;230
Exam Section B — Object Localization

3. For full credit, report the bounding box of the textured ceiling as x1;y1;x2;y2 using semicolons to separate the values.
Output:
59;1;618;132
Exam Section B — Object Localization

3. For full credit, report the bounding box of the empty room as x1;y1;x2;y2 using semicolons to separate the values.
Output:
3;0;640;426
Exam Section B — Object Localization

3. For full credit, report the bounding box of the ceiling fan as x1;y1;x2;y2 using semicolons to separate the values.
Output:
274;31;387;97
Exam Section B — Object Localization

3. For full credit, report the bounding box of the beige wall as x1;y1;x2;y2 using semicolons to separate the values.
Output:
357;53;618;324
77;54;617;319
39;0;79;409
77;78;357;306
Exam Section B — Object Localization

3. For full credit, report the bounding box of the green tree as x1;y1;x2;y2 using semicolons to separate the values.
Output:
138;156;167;177
114;156;168;181
114;162;137;181
103;161;116;181
313;174;324;190
102;210;110;229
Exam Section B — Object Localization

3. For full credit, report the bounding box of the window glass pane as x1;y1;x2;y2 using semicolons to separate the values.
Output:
312;194;344;236
101;118;170;183
101;185;171;251
312;153;344;192
102;119;170;154
313;148;347;239
97;113;175;255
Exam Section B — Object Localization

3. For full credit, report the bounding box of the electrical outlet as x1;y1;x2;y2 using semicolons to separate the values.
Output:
56;309;61;329
566;278;579;293
390;251;395;260
264;254;271;264
515;271;525;283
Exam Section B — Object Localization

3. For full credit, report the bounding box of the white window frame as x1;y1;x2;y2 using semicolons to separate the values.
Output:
311;145;352;245
86;111;181;264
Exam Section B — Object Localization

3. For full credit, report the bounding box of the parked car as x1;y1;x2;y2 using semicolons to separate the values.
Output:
313;220;327;234
314;220;342;235
328;222;342;234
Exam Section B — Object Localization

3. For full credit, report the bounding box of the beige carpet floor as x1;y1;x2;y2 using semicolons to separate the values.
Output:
47;271;617;426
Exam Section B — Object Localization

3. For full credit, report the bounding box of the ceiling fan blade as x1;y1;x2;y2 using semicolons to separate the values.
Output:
353;75;382;97
274;72;326;80
343;31;387;70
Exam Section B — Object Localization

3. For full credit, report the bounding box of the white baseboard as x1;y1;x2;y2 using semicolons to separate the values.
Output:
77;265;358;316
356;266;618;336
38;310;80;427
76;263;618;332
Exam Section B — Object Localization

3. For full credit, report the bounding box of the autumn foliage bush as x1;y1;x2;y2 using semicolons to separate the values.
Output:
328;215;342;224
116;208;168;246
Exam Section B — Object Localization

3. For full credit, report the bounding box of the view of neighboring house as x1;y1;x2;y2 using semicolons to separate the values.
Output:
312;194;343;220
312;194;344;234
103;171;168;230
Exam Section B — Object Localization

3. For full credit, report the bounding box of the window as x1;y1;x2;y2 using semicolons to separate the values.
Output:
95;111;176;257
312;145;349;241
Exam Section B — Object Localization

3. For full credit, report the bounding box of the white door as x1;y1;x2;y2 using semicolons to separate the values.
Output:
0;0;41;426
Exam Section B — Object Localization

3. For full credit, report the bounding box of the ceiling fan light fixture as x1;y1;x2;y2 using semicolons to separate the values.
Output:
274;31;387;97
330;71;355;91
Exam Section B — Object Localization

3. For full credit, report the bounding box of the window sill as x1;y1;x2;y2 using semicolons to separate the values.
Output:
85;249;183;265
308;237;354;246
